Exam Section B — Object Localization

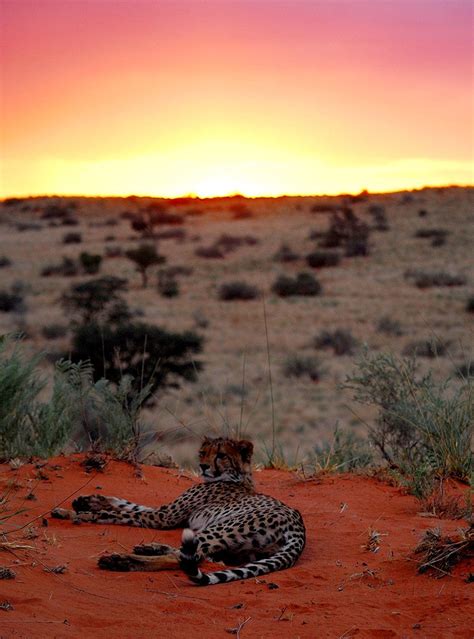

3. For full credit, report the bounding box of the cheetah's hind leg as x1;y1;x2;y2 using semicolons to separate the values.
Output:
98;552;179;572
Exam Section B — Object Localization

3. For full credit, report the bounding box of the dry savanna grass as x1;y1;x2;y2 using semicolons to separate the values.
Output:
0;187;473;465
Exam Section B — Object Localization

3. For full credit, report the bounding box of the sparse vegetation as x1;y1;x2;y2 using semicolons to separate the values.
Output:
272;272;322;297
41;324;68;340
345;351;473;499
79;252;102;275
306;250;341;269
403;339;449;359
376;316;404;337
218;281;260;301
62;232;82;244
314;329;358;356
0;290;24;313
282;354;321;381
61;276;130;325
273;243;299;262
41;257;78;277
466;297;474;313
404;269;467;288
313;426;373;472
0;257;12;268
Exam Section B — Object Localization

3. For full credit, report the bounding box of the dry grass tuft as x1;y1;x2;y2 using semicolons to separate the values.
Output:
414;525;473;577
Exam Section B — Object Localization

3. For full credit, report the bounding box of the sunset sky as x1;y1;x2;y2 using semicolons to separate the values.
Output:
1;0;472;198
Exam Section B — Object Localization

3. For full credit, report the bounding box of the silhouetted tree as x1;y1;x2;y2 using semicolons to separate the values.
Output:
125;244;166;288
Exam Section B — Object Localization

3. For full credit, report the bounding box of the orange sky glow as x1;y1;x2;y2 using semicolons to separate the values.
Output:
0;0;473;198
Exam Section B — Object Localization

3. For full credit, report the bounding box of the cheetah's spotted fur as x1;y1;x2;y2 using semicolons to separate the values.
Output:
64;438;306;586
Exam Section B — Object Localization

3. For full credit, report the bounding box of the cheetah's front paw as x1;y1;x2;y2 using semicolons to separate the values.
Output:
72;494;117;514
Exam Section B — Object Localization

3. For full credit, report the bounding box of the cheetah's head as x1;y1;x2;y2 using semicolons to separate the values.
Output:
198;437;254;483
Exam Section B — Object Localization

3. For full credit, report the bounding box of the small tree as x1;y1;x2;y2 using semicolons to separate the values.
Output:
61;276;130;324
130;203;184;239
70;322;203;394
126;244;165;288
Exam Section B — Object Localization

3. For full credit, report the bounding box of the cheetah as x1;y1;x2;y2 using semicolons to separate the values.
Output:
54;437;306;586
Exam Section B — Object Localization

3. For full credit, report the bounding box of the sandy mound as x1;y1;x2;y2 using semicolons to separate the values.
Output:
1;456;472;638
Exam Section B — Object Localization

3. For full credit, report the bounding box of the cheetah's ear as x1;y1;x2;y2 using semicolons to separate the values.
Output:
237;440;254;463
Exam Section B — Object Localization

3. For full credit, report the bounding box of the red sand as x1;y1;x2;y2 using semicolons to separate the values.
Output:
0;456;472;639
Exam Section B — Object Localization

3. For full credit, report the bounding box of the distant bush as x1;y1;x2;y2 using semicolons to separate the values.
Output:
3;197;25;207
272;272;322;297
414;228;449;240
455;362;474;379
273;243;299;262
16;222;42;232
368;204;389;231
195;245;225;259
212;233;259;253
466;297;474;313
314;328;358;356
283;354;321;381
0;291;23;313
184;207;204;217
345;351;473;498
319;209;370;257
61;216;79;226
160;265;194;278
130;204;184;239
218;281;260;301
41;324;68;340
41;257;78;277
418;209;428;217
376;316;404;336
70;322;203;395
125;243;166;288
154;228;187;241
41;204;73;220
404;269;467;288
306;250;341;269
403;339;449;358
430;235;446;247
157;271;179;298
79;252;102;275
62;232;82;244
0;256;12;268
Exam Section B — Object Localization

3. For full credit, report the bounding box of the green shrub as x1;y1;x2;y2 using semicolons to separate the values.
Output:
313;427;373;472
345;351;473;498
272;272;322;297
314;329;358;356
218;281;260;301
0;338;153;460
306;250;341;269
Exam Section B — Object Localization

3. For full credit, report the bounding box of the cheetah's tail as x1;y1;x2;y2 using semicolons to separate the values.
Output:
179;528;305;586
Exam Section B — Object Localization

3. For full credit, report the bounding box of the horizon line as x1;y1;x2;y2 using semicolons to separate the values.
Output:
2;183;473;203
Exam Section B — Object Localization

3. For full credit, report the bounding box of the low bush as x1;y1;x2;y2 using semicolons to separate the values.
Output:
414;228;449;240
313;426;373;472
368;204;389;231
319;209;371;256
195;245;225;259
376;316;404;336
0;256;12;268
345;351;473;498
157;271;180;298
79;252;102;275
218;281;260;301
16;222;42;232
314;328;358;356
272;272;322;297
306;250;341;269
0;291;23;313
41;257;78;277
310;203;338;213
466;297;474;313
404;269;467;288
273;243;299;262
403;339;449;358
282;354;321;381
62;232;82;244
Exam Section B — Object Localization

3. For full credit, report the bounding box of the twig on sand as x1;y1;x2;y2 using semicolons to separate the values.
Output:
225;616;251;638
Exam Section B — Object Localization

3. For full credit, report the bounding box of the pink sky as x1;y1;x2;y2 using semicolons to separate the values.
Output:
1;0;472;197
